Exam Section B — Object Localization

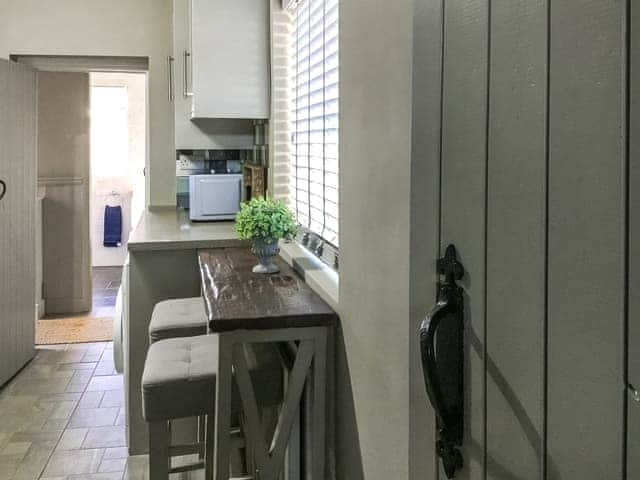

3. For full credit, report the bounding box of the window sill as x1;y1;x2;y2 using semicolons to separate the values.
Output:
279;240;339;311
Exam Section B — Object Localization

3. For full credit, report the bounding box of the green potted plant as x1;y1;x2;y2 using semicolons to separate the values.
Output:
235;197;297;274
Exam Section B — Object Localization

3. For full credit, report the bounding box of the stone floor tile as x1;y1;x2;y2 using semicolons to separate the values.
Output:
73;370;95;383
0;440;31;458
100;390;123;408
58;362;98;371
102;447;128;460
12;438;57;480
115;408;125;426
0;455;21;479
79;391;105;409
99;456;127;473
66;381;91;393
40;417;69;432
41;448;104;477
68;473;124;480
68;408;119;428
9;429;63;444
123;455;149;480
38;392;83;404
9;378;72;396
59;350;90;365
56;428;88;451
49;400;78;420
86;376;123;392
94;360;117;377
82;426;126;449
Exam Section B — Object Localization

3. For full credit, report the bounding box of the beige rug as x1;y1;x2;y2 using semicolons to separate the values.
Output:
36;317;114;345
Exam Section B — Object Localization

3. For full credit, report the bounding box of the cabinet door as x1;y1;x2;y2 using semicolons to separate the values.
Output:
191;0;270;119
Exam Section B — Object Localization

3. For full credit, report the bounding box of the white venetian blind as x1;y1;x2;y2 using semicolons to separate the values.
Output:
290;0;339;268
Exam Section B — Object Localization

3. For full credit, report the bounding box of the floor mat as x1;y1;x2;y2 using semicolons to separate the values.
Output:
36;317;114;345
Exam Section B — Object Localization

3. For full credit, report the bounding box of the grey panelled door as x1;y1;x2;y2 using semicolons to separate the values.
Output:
0;58;37;386
628;0;640;478
429;0;630;478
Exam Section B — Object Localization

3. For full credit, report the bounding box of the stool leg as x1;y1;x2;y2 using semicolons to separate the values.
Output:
149;421;170;479
198;415;206;460
205;412;215;480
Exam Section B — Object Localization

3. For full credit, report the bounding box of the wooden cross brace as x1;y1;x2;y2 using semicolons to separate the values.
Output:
210;326;328;480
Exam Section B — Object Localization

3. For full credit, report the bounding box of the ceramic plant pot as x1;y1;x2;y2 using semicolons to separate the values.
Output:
251;238;280;274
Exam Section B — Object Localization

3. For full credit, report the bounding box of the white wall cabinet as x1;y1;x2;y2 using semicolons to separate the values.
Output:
172;0;263;149
190;0;270;120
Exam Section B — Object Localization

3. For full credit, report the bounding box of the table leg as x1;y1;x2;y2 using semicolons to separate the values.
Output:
311;330;327;480
214;334;233;480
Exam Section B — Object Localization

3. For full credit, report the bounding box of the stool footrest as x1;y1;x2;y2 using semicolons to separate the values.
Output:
169;461;205;474
169;442;204;457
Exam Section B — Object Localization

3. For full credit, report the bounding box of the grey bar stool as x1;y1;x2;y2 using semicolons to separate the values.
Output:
142;334;284;479
148;297;208;343
142;335;217;478
148;297;209;457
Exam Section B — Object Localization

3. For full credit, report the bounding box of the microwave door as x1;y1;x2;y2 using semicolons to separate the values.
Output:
191;175;242;220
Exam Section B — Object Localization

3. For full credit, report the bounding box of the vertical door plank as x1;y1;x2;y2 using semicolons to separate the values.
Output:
485;1;547;479
628;0;640;475
19;65;37;366
7;61;23;378
409;0;443;479
0;59;10;385
440;1;489;477
548;1;625;478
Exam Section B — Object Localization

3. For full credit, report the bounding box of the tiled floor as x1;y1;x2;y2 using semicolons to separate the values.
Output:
91;267;123;318
0;342;202;480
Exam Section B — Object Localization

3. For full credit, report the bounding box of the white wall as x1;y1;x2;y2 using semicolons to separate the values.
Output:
90;72;146;267
0;0;175;206
338;1;414;479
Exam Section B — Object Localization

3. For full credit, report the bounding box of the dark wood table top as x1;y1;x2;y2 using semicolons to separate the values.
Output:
198;248;337;333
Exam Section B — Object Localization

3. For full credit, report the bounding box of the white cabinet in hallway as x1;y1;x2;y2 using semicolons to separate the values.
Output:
0;58;37;386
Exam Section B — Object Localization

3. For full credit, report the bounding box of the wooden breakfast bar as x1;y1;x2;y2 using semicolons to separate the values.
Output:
198;248;337;480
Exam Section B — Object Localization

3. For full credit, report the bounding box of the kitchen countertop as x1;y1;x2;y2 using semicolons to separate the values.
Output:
127;207;248;252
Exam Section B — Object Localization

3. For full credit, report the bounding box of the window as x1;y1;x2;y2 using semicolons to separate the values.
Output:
290;0;339;269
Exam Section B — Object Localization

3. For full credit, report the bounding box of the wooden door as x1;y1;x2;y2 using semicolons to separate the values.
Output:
627;1;640;477
0;58;37;386
415;0;630;478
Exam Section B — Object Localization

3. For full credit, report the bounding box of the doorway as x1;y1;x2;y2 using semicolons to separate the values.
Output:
89;72;146;322
35;68;147;345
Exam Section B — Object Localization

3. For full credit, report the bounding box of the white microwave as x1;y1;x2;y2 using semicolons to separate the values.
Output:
189;174;243;221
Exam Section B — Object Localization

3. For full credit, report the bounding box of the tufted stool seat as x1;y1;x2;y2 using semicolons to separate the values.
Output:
142;335;217;422
141;334;283;479
148;297;208;344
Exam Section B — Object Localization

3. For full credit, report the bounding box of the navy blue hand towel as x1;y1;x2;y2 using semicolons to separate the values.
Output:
104;205;122;247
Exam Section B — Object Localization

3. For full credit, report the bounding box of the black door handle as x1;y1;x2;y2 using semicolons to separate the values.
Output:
420;244;465;478
0;180;6;201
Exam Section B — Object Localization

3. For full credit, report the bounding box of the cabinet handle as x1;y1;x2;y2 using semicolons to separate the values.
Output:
167;55;175;102
420;244;465;478
0;180;6;201
183;50;193;98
